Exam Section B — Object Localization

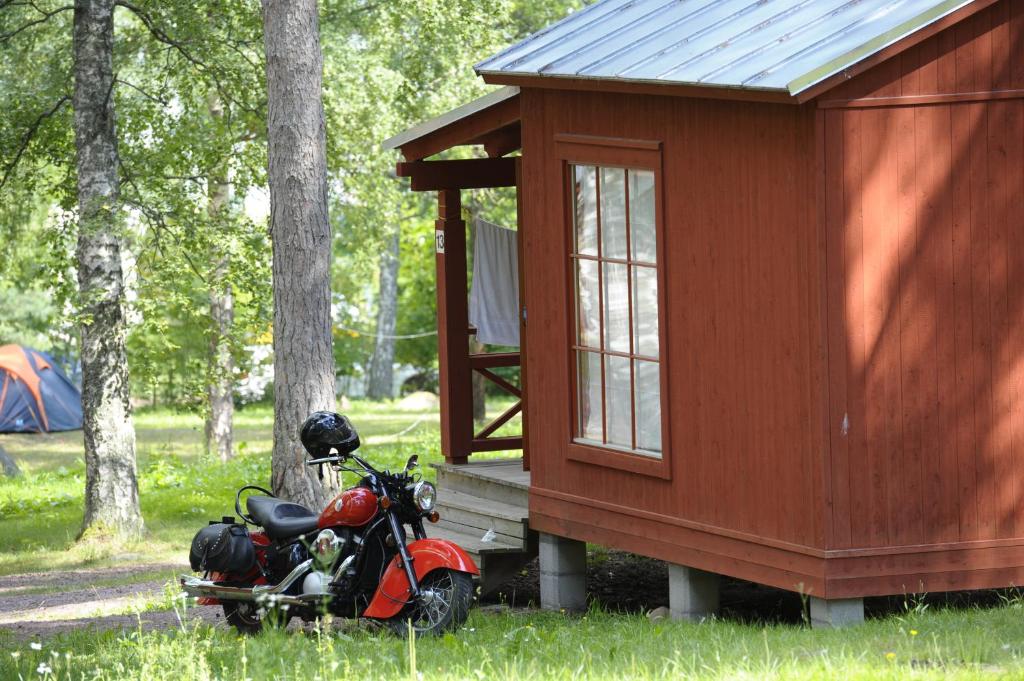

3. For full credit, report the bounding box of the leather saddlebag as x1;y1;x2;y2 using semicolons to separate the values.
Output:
189;523;256;574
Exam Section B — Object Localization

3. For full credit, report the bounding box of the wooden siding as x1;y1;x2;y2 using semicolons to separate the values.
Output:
520;0;1024;597
822;0;1024;553
521;87;827;592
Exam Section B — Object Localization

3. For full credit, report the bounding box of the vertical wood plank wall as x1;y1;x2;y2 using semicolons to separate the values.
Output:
822;0;1024;553
522;86;828;592
522;0;1024;597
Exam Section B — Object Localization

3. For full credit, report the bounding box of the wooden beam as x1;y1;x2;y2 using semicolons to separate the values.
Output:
474;367;521;398
515;156;529;471
398;95;520;161
435;189;473;465
468;352;520;369
472;122;521;158
471;436;524;453
475;401;523;440
398;158;517;191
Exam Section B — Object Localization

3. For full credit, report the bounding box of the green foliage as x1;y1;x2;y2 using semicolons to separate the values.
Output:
0;0;589;402
6;592;1024;679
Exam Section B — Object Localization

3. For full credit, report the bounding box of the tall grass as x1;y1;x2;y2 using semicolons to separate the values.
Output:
5;602;1024;680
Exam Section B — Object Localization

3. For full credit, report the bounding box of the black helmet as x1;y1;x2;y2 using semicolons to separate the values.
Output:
300;411;360;458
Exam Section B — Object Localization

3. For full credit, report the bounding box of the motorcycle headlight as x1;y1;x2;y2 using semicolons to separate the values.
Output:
412;481;436;512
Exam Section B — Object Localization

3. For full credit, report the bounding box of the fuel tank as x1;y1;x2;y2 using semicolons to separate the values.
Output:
319;486;377;528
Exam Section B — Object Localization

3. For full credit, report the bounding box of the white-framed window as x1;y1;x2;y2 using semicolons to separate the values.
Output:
570;163;662;458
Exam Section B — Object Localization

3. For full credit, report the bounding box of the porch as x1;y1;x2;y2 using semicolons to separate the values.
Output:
428;459;535;595
382;88;534;592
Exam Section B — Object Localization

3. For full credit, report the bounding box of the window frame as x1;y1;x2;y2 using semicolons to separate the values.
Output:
555;133;671;480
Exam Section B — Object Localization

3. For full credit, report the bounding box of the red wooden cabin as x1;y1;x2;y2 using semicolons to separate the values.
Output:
385;0;1024;626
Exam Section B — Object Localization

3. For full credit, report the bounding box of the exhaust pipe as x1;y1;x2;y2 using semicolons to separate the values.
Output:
181;558;314;605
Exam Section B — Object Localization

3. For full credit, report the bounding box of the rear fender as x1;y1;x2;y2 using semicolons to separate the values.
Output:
362;538;479;619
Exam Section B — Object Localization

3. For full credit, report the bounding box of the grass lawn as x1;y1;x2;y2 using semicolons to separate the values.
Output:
3;401;1024;679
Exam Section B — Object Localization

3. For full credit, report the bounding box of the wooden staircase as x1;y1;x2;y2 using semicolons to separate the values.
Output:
426;459;536;595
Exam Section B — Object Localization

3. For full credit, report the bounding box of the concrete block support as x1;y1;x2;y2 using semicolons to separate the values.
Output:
668;564;720;621
809;597;864;628
538;533;587;612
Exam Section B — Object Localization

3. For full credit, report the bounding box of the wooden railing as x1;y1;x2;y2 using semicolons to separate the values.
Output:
433;187;524;466
470;352;522;454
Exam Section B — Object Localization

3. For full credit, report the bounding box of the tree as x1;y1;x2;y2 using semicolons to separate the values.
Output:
204;91;235;462
262;0;337;509
321;0;586;403
73;0;143;537
365;224;399;399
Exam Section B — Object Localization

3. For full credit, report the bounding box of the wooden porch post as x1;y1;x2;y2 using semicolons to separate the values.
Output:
435;189;473;464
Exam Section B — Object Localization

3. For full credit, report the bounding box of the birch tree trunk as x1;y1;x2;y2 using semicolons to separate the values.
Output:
204;92;234;463
366;226;400;400
262;0;337;508
74;0;143;538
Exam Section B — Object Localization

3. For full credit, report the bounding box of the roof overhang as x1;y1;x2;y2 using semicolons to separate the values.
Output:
382;87;521;161
474;0;994;105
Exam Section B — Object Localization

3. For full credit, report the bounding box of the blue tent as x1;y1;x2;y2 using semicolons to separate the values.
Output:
0;345;82;433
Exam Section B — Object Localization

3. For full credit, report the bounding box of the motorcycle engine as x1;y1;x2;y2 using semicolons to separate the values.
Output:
302;570;332;596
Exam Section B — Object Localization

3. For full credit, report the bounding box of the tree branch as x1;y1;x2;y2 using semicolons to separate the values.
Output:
0;94;70;192
0;3;73;42
115;77;170;106
114;0;262;116
114;1;208;71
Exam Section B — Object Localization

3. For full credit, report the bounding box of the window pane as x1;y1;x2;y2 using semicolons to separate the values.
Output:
632;265;659;358
602;262;629;353
574;165;598;256
634;360;662;454
629;170;656;263
604;354;632;448
576;352;603;441
575;259;600;348
600;167;627;260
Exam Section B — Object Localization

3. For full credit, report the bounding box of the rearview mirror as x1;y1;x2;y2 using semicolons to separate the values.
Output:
405;454;419;472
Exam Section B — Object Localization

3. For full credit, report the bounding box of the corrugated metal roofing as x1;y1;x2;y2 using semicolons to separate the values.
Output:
475;0;977;96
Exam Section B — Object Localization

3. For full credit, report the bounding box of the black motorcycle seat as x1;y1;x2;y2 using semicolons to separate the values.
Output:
246;496;320;540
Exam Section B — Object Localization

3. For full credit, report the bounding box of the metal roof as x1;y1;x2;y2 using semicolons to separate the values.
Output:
475;0;977;96
382;87;519;151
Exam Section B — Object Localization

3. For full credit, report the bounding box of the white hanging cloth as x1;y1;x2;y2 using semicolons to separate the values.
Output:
469;218;520;347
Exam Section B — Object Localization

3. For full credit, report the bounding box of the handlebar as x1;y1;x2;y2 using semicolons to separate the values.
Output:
306;452;381;478
306;455;344;466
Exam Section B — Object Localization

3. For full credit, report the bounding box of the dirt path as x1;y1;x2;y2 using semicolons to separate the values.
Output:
0;563;225;642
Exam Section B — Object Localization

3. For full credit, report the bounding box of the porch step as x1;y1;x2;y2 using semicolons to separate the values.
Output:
429;459;536;595
436;488;528;545
432;459;529;507
427;522;523;556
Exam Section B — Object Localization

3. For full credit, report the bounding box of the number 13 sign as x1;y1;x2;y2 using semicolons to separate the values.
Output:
435;229;445;254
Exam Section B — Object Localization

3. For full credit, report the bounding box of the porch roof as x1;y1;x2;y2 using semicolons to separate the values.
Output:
382;87;521;162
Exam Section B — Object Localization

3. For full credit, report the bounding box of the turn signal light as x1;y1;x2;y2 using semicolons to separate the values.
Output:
427;511;440;523
379;496;392;509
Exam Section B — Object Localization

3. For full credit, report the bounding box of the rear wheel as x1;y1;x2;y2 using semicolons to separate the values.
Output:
223;600;293;635
387;569;474;637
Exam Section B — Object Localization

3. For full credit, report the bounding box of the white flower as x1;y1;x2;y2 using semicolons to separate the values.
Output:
29;642;42;651
36;662;52;675
50;651;59;659
10;651;20;659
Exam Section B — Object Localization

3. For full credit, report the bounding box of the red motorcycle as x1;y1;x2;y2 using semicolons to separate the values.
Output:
181;411;478;636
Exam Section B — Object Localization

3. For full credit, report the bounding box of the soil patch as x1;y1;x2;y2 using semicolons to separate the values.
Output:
484;549;1021;624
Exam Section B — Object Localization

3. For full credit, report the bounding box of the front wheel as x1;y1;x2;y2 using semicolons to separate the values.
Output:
387;569;474;637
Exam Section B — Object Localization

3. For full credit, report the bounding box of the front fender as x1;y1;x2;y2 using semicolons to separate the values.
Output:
362;538;479;619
